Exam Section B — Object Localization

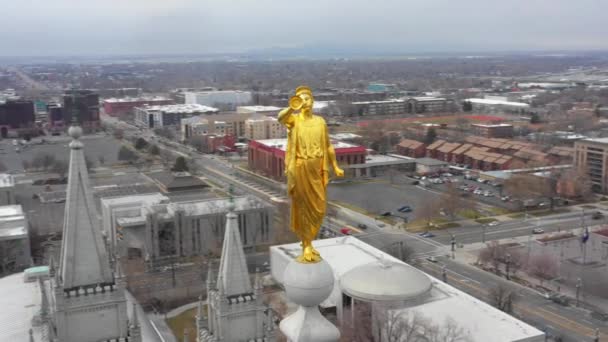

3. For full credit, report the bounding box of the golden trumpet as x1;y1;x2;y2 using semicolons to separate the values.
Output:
289;95;304;111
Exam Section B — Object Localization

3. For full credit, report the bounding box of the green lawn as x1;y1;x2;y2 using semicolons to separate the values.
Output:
458;209;482;219
166;307;201;341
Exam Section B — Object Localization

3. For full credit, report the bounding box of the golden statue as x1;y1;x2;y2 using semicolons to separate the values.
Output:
278;86;344;263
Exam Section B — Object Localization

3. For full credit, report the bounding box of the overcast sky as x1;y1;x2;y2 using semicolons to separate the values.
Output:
1;0;607;56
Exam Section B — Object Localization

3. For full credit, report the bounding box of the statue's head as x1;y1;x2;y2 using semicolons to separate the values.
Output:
295;86;314;110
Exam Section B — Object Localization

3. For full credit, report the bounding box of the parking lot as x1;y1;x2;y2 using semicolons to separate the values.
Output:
328;177;443;222
414;172;527;210
0;133;122;172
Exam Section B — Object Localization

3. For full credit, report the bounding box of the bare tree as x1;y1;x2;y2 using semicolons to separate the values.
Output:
489;284;516;313
113;128;124;140
527;253;559;285
477;241;505;273
340;302;472;342
439;183;471;221
414;198;439;229
52;160;69;178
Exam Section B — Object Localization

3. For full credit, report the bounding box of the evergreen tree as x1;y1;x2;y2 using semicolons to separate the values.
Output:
172;156;189;172
425;128;437;144
529;113;541;124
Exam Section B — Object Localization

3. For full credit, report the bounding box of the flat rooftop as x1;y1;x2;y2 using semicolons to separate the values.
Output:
466;98;530;108
472;123;513;128
0;174;15;188
0;273;44;342
238;105;281;112
581;137;608;144
103;96;171;103
271;237;544;342
254;138;361;151
138;104;219;114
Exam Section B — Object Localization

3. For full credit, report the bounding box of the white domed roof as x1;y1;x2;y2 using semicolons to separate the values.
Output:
340;259;432;302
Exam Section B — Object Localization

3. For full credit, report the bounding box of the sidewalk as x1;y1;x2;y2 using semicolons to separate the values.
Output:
450;228;608;314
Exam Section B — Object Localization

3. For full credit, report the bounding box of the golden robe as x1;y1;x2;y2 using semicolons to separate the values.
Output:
279;113;332;243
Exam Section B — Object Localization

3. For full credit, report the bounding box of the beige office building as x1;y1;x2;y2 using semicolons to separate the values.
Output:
574;138;608;193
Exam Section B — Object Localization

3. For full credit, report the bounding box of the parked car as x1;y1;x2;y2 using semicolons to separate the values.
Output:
591;311;608;322
357;223;368;230
592;211;604;220
426;256;438;263
381;211;392;217
340;228;353;235
398;206;412;213
501;196;510;201
549;294;570;306
489;221;500;226
532;228;545;234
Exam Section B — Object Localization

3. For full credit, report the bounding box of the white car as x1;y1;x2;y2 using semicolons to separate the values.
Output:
532;228;544;234
488;221;499;226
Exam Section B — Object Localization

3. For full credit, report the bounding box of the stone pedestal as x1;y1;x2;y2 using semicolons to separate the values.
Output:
280;259;340;342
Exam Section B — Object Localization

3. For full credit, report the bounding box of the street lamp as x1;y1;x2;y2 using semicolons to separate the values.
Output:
482;224;487;243
505;253;511;280
575;277;582;307
441;265;447;283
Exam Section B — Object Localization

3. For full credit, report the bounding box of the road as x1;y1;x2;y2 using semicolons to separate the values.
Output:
419;257;607;341
430;210;605;245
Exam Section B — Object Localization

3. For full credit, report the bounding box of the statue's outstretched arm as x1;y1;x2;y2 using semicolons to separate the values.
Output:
325;124;344;177
278;107;295;130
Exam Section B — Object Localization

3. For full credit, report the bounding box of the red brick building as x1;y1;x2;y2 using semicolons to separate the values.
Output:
248;138;367;180
426;140;446;158
102;97;174;116
395;139;426;158
435;142;461;162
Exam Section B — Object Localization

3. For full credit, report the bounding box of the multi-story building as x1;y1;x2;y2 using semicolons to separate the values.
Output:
237;105;281;116
0;99;36;138
472;123;514;138
407;96;454;113
352;99;406;116
575;138;608;193
0;205;31;275
248;138;367;180
46;102;65;133
135;104;218;129
102;96;173;117
395;139;426;158
63;89;101;131
181;116;229;140
101;194;275;262
185;90;252;110
244;116;286;140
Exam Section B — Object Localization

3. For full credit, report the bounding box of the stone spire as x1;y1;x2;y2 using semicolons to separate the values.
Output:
129;303;141;342
217;193;252;297
59;122;113;289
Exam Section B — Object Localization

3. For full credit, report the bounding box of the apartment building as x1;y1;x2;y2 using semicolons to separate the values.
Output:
575;138;608;193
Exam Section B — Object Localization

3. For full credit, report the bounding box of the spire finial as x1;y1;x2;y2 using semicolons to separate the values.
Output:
227;184;236;212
